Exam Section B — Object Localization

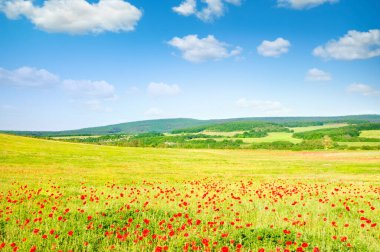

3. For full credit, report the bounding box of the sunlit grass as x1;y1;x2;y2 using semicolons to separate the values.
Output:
338;142;380;147
360;130;380;139
0;134;379;251
290;123;348;133
209;132;303;144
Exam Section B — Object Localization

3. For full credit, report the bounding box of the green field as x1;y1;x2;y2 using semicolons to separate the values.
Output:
360;130;380;139
290;123;348;133
0;134;379;251
201;131;245;137
245;132;303;143
338;142;380;147
209;132;302;144
185;124;349;144
4;134;378;183
51;135;103;140
23;121;380;152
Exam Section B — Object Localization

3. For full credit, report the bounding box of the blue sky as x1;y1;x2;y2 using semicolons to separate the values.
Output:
0;0;379;130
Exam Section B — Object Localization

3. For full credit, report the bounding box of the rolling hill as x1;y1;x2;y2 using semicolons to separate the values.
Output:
1;114;380;136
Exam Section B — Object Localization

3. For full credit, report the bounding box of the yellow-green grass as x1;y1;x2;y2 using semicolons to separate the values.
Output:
247;132;303;143
201;131;245;137
196;133;302;144
3;134;378;185
50;135;102;139
360;130;380;139
0;134;380;252
165;131;245;137
338;142;380;147
290;123;348;133
223;132;302;144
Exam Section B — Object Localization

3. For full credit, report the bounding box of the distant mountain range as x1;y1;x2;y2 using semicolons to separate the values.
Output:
2;115;380;137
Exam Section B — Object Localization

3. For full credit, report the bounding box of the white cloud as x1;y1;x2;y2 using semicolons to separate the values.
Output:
347;83;380;97
305;68;331;81
62;79;116;99
173;0;241;22
0;0;142;34
257;38;291;57
277;0;338;9
313;29;380;60
0;66;116;100
147;82;181;96
62;80;116;112
173;0;196;16
236;98;291;115
144;107;165;117
0;66;117;112
168;34;242;62
0;66;59;87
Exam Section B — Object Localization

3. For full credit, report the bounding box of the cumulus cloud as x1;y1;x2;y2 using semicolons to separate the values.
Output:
144;107;165;117
236;98;291;115
313;29;380;60
173;0;241;22
0;66;59;87
147;82;181;96
277;0;338;9
347;83;380;97
0;66;117;111
305;68;331;81
0;0;142;34
60;79;117;113
257;38;291;57
173;0;196;16
168;34;242;62
62;80;116;99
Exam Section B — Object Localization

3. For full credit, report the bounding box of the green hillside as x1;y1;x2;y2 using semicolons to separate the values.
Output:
1;118;210;136
2;114;380;136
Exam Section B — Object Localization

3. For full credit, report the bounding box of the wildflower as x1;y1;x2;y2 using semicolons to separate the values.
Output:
283;229;291;235
221;246;229;252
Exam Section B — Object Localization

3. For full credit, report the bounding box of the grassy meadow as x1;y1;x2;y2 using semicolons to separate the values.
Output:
186;123;347;145
289;124;348;133
50;122;380;150
338;142;380;147
0;133;380;251
236;132;302;144
360;130;380;139
204;132;303;145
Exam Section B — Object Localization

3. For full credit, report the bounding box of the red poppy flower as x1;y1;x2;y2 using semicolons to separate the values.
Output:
221;246;229;252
